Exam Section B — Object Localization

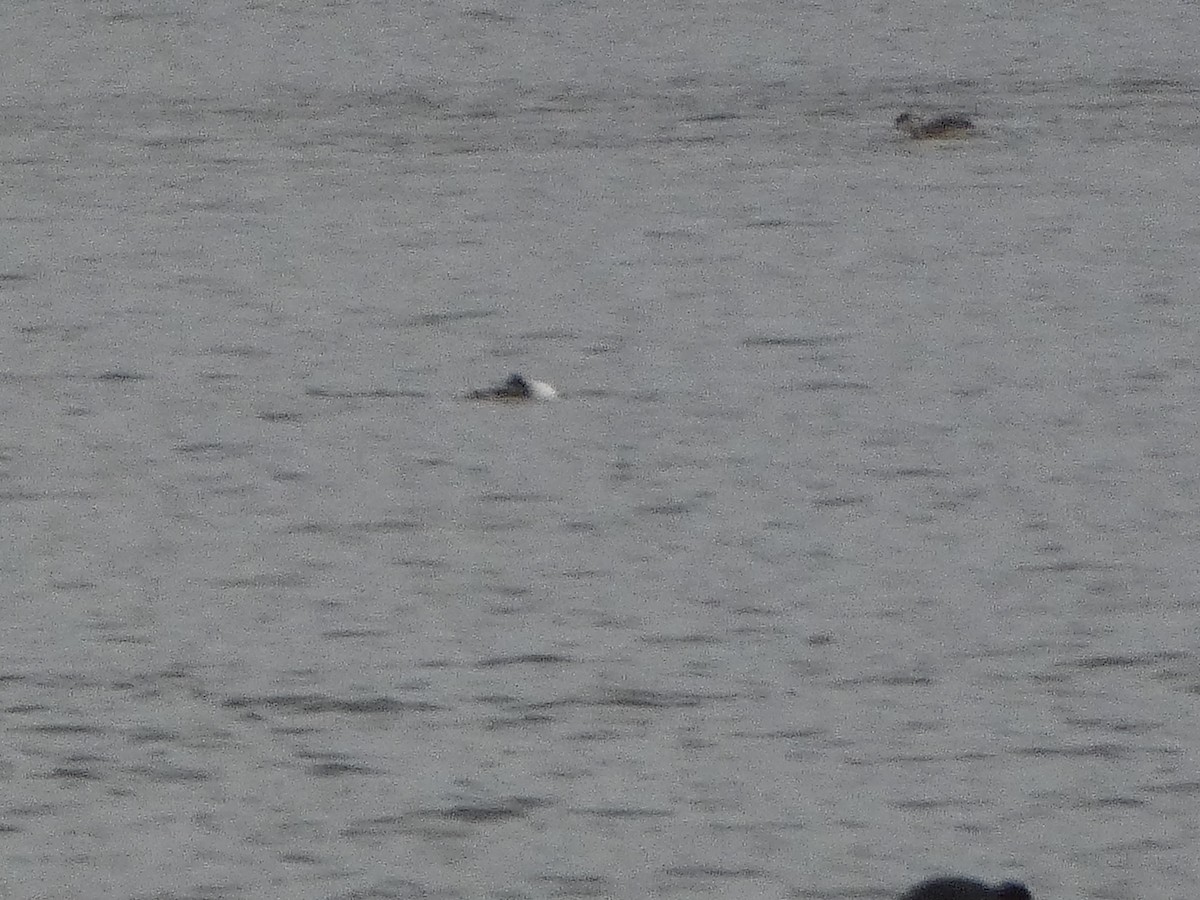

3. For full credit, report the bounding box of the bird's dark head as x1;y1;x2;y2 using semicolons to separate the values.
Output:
995;883;1032;900
895;111;914;127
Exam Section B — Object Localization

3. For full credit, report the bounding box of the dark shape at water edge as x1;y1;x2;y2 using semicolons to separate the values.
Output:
900;877;1032;900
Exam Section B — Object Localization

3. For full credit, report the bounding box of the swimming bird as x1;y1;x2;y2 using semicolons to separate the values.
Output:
899;877;1032;900
894;111;976;139
467;373;558;401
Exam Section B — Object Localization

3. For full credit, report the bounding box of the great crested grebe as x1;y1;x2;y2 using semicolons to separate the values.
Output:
895;111;976;139
467;373;558;401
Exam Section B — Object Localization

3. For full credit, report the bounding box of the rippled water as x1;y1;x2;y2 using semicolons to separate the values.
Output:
2;1;1199;899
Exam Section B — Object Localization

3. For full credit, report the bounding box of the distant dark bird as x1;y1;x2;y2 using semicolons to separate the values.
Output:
899;877;1032;900
894;111;976;139
467;373;558;401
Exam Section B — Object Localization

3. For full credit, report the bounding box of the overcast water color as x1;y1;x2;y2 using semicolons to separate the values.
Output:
1;1;1199;899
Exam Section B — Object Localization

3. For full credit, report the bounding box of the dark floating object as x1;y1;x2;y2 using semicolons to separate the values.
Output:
894;111;976;139
467;373;558;401
900;877;1032;900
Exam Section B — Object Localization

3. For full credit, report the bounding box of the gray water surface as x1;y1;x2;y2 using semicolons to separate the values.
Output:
2;1;1199;899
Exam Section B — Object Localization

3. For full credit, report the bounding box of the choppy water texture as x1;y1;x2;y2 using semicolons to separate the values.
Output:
2;1;1199;898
